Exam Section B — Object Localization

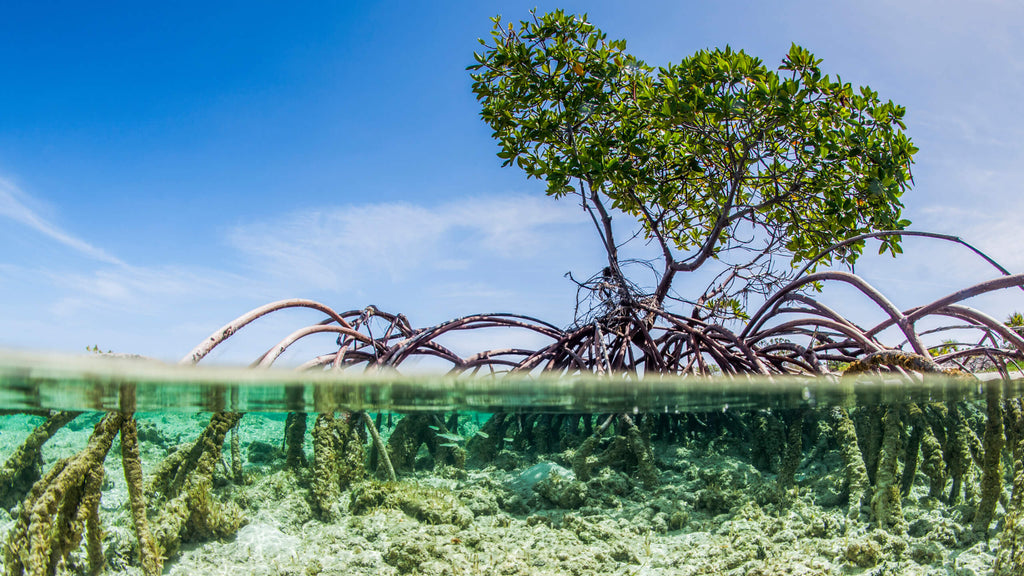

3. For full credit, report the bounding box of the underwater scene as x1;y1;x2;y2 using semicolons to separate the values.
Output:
0;354;1023;576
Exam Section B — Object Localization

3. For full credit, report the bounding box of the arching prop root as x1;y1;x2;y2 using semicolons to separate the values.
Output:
837;352;1009;533
178;273;1024;382
171;269;1024;542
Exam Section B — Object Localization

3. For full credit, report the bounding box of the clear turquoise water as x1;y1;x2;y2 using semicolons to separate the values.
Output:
1;351;1022;575
0;350;1015;413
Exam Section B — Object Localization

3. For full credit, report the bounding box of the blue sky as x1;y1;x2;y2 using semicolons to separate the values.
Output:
1;0;1022;363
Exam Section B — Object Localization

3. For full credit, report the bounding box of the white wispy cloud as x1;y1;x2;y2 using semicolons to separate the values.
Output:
45;264;245;317
227;194;590;292
0;178;124;266
0;181;596;359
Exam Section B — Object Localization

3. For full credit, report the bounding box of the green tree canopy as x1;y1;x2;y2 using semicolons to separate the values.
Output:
470;10;918;320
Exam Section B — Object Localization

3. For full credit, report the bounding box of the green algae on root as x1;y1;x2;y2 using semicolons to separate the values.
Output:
870;406;905;533
230;426;243;484
572;414;657;487
311;412;367;520
120;415;163;576
995;398;1024;575
902;403;946;500
384;414;464;476
833;408;869;521
284;412;308;468
149;412;246;558
973;379;1004;534
311;412;342;520
622;414;658;489
350;481;473;528
3;412;122;576
0;411;80;512
777;410;804;488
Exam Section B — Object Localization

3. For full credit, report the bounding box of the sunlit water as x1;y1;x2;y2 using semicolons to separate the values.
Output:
1;351;1018;413
1;350;1023;575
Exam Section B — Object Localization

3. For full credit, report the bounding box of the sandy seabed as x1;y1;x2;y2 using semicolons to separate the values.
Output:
0;410;1010;576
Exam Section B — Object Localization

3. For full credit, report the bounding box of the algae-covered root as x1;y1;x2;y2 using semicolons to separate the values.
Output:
972;379;1004;534
572;414;614;482
3;412;122;576
902;403;946;499
777;410;804;488
284;411;308;468
833;408;869;522
149;411;244;500
994;398;1024;575
870;407;905;533
311;412;367;520
121;415;163;576
622;414;658;489
311;412;342;520
149;411;245;558
0;411;80;511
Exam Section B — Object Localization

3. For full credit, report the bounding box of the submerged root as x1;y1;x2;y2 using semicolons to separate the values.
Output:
149;411;245;558
120;416;163;576
995;399;1024;575
362;412;394;482
572;415;614;482
870;407;905;533
230;426;243;484
572;414;657;487
311;413;342;519
466;413;510;467
383;414;461;476
284;411;308;468
973;380;1004;534
312;412;368;520
621;414;658;489
833;408;869;522
777;410;804;488
3;412;121;576
0;411;80;512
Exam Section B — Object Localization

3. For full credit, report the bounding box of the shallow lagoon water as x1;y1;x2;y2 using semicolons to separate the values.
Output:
1;352;1023;575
